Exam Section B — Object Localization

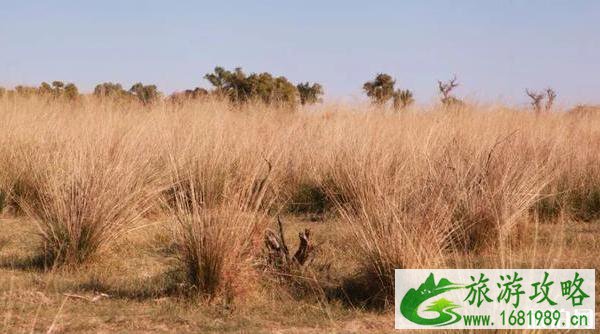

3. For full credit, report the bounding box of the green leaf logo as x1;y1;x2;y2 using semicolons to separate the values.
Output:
400;273;463;326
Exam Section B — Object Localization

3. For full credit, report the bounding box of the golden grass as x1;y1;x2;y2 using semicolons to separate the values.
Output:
0;96;599;332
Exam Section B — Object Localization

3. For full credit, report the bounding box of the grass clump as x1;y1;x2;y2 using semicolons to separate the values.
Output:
16;132;161;268
166;144;276;302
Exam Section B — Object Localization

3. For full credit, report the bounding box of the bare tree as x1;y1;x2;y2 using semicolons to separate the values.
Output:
526;89;545;115
545;88;556;112
438;75;462;107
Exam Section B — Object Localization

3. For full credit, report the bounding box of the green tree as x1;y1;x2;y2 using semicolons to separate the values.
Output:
184;87;208;99
64;83;79;100
204;67;251;102
129;83;161;105
39;82;53;96
94;82;128;98
167;87;209;106
36;81;79;100
297;82;324;105
363;73;395;105
51;81;65;91
393;89;414;110
204;66;298;107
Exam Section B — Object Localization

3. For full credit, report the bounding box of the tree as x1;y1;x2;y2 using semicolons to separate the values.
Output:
39;82;53;96
438;75;463;107
203;66;229;92
52;81;64;90
297;82;324;105
94;82;128;98
526;88;557;114
167;87;209;106
204;67;251;102
129;83;161;105
64;83;79;100
204;66;298;107
526;89;544;114
363;73;395;105
393;89;414;110
184;87;208;99
0;87;5;98
545;88;556;112
36;81;79;100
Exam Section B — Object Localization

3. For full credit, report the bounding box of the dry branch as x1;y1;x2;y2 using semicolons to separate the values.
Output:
264;216;314;270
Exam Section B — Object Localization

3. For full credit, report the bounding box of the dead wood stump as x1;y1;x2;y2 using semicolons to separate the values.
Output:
264;216;313;270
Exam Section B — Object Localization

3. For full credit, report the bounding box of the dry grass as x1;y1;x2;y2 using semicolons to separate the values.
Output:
0;96;599;332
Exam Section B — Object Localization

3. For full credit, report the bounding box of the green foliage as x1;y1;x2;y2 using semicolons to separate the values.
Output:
43;81;79;100
9;82;79;100
38;82;53;96
0;87;5;98
93;82;161;105
64;83;79;100
167;88;209;106
129;83;161;105
183;87;208;99
297;82;324;105
393;89;414;110
94;82;128;98
363;73;395;105
442;96;464;108
204;66;298;107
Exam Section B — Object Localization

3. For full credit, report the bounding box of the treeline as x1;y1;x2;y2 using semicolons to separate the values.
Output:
0;81;80;101
0;67;562;112
0;66;325;108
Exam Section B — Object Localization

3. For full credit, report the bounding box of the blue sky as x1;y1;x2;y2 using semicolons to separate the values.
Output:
1;1;598;105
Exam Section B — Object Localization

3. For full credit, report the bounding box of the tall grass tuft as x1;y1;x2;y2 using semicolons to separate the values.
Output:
15;130;162;268
166;135;279;301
